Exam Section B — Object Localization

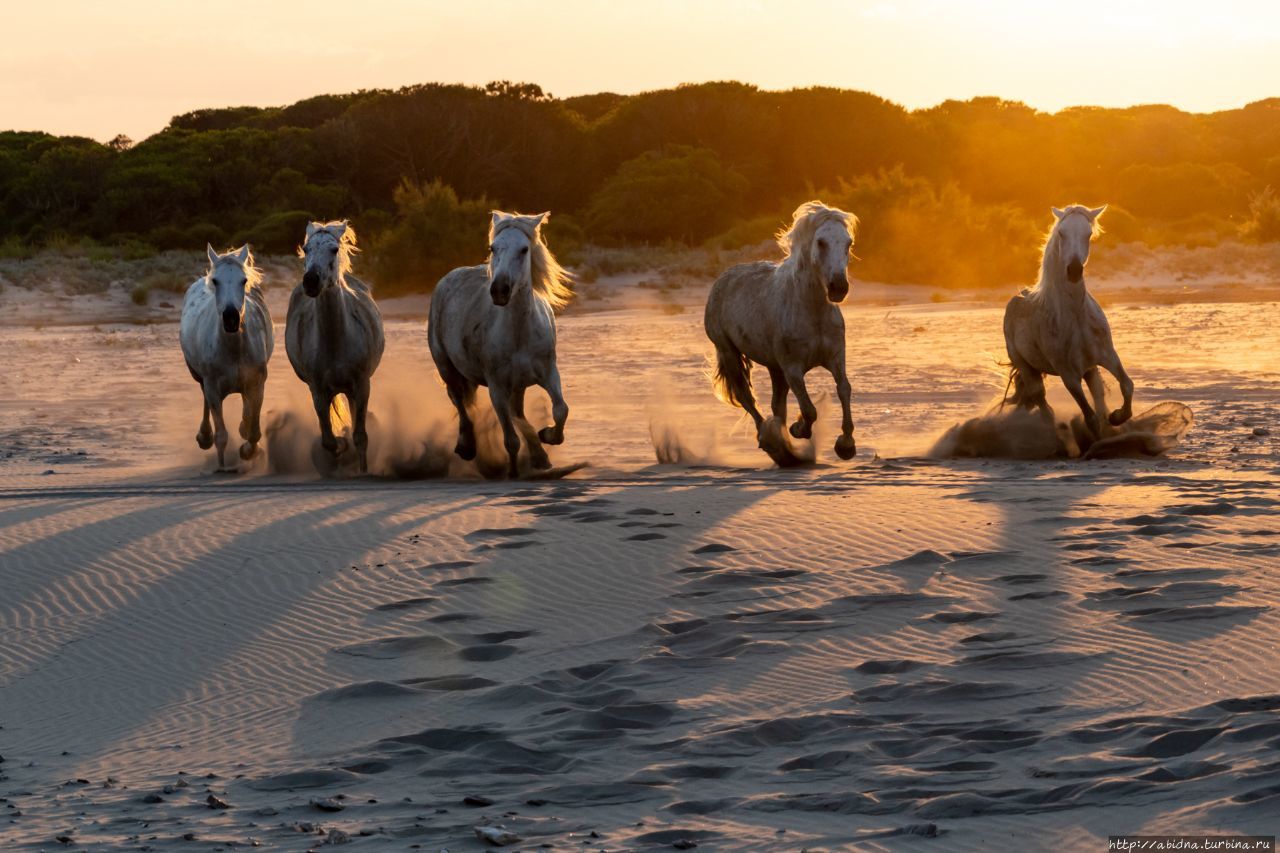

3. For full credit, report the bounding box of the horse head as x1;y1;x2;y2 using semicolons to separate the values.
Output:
1050;205;1106;286
206;243;255;334
300;220;357;297
487;211;548;307
780;201;858;303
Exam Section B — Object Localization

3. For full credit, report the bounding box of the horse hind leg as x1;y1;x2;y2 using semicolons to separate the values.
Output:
710;341;765;434
438;360;478;461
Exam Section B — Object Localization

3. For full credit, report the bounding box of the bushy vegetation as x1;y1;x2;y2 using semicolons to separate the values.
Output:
3;82;1280;290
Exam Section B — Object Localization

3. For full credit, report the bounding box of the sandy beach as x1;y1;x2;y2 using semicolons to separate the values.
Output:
1;282;1278;850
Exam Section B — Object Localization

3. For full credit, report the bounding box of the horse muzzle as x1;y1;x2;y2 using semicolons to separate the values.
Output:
221;307;241;334
1066;260;1084;283
302;270;321;297
827;276;849;303
490;277;512;307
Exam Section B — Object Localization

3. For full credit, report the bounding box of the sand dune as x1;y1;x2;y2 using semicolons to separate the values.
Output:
0;291;1278;849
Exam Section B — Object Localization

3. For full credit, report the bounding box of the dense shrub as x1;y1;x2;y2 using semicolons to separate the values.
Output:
370;180;492;294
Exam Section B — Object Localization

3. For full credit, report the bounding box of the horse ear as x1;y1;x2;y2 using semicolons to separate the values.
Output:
333;221;348;240
1086;205;1107;221
207;243;219;266
305;222;318;238
1051;207;1065;220
235;244;251;263
533;212;550;229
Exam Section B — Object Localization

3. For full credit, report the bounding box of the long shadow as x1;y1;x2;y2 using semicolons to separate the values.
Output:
0;482;487;762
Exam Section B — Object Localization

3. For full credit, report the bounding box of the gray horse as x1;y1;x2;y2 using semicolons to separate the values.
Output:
179;244;273;471
705;201;859;462
429;211;572;478
1003;205;1133;438
285;221;385;474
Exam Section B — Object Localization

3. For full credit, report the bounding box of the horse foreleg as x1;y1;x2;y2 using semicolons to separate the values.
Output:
352;379;371;475
536;365;569;446
511;387;551;470
311;388;338;456
206;390;230;470
1084;368;1110;438
783;366;818;440
239;380;265;461
1061;373;1098;438
445;379;478;461
488;384;522;478
1101;352;1135;426
829;359;856;460
196;393;213;450
767;365;788;422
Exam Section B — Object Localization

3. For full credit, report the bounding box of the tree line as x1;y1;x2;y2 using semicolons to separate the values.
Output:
2;80;1279;291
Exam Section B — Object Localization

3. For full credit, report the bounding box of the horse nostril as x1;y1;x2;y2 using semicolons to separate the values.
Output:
222;307;240;332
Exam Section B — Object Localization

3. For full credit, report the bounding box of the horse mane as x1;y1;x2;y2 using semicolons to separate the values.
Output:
1034;205;1104;292
489;212;573;311
776;201;858;272
207;247;263;290
299;220;361;283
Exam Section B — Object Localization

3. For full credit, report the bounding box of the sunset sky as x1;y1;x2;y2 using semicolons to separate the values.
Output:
6;0;1279;142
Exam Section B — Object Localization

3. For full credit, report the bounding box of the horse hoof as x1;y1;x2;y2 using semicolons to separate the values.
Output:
1109;409;1132;426
835;435;856;460
789;421;812;440
197;433;213;450
454;442;477;461
537;427;563;445
239;442;257;461
331;437;350;456
530;454;552;471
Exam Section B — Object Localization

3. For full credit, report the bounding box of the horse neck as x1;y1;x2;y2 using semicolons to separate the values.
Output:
497;283;541;336
782;257;829;314
316;280;351;345
1034;236;1085;310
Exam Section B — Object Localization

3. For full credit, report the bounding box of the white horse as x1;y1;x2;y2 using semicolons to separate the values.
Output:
704;201;859;461
429;211;572;478
285;221;385;474
179;244;274;471
1003;204;1133;439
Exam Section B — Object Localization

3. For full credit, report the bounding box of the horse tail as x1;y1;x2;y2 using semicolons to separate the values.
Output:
329;394;352;437
710;343;756;412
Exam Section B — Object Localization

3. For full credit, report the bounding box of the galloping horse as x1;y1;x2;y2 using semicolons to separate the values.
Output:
285;221;384;474
1003;205;1134;438
179;244;273;471
704;201;859;461
429;211;572;478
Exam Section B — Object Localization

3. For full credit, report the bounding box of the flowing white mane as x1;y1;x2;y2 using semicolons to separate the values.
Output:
489;212;573;310
777;201;858;269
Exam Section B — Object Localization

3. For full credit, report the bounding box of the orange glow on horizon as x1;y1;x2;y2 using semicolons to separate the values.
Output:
3;0;1279;142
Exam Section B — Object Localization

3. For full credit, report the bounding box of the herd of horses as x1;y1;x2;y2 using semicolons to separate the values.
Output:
179;200;1133;475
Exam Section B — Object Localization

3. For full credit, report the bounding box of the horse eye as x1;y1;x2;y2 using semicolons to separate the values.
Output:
817;239;828;250
520;246;528;255
329;246;338;255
